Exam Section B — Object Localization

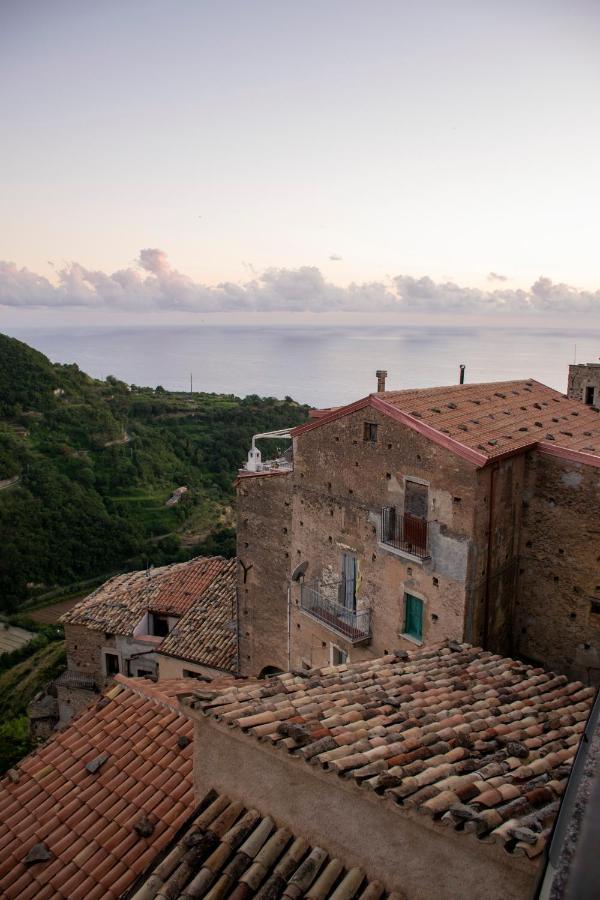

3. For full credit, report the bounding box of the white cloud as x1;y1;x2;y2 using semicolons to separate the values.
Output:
0;250;599;316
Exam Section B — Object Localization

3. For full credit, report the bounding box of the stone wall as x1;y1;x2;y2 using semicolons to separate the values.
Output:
568;363;600;407
237;471;293;676
468;454;526;656
64;623;112;689
288;407;480;668
516;450;600;683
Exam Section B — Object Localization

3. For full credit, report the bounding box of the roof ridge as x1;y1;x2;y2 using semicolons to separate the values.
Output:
114;674;199;712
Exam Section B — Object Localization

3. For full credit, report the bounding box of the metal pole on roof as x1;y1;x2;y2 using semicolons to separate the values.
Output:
459;364;466;384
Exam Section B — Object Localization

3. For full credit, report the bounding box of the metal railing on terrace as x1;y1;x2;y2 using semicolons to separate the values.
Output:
300;581;370;644
381;508;430;559
241;455;293;473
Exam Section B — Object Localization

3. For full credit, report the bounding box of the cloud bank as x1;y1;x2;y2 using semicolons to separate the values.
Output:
1;250;599;315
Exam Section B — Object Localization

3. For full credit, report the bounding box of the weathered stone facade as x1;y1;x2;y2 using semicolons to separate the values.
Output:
237;388;600;683
237;471;292;676
516;449;600;681
568;362;600;408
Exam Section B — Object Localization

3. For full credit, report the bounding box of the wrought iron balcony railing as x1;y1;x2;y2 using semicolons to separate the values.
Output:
300;581;370;644
381;507;430;559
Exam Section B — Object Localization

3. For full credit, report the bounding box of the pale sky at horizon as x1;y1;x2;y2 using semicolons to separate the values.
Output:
1;0;599;325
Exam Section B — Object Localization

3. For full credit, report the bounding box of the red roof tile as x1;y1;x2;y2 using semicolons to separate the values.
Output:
293;380;600;466
157;558;238;671
185;642;595;860
132;790;384;900
61;555;234;634
0;676;197;899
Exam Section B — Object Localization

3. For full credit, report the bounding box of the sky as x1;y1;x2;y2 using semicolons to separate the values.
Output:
1;0;599;325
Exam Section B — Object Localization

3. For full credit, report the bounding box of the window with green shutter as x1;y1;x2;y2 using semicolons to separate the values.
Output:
404;593;423;640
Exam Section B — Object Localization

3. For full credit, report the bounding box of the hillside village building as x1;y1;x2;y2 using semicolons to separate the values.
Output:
58;556;237;724
236;375;600;684
568;360;600;408
1;640;596;900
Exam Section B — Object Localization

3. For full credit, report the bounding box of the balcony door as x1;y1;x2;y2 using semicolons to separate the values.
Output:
340;553;357;613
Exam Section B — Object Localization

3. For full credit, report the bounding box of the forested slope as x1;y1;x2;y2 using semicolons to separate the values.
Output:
0;333;308;609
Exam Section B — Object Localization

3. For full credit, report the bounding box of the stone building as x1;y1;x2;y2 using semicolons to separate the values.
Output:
237;375;600;683
57;555;237;724
568;360;600;408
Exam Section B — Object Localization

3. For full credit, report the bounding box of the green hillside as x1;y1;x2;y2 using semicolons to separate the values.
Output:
0;333;309;610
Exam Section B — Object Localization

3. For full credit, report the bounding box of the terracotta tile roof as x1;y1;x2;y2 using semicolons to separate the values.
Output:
61;555;234;635
378;380;600;460
157;558;238;671
131;789;388;900
185;642;595;859
294;380;600;465
0;675;199;899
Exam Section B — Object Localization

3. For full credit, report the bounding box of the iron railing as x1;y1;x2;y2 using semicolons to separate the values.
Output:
381;507;429;559
300;581;370;643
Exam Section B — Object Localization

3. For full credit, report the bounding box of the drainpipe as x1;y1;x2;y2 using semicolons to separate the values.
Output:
482;463;498;648
287;583;291;670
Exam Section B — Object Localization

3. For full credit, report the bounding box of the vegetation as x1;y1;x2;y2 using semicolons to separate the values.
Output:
0;332;309;610
0;627;66;774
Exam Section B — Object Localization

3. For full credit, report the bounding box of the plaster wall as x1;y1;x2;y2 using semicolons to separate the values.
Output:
192;716;536;900
157;653;224;681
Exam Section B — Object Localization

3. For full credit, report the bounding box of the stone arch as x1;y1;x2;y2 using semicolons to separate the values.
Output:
258;665;284;679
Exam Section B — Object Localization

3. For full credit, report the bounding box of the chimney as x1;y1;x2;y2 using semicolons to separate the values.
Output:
376;370;388;392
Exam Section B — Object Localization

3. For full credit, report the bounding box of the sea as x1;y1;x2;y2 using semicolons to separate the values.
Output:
6;322;600;408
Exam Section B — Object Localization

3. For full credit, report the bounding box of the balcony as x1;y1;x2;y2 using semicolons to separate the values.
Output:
300;581;370;644
381;508;430;560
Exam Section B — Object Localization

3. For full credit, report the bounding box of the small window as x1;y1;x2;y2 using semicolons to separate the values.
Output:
136;668;153;678
105;652;120;676
104;632;114;641
331;645;348;666
363;422;378;442
404;594;423;641
590;599;600;616
404;480;428;519
150;614;170;637
585;386;595;406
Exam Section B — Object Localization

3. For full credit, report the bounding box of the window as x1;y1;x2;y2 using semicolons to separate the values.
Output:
331;644;348;665
404;480;428;519
340;553;357;612
363;422;378;442
150;614;170;637
105;652;120;676
585;386;595;406
404;593;423;641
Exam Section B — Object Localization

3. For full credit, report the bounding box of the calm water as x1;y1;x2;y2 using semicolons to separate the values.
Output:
6;323;600;407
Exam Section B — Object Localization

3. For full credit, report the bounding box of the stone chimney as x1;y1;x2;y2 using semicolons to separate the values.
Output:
376;370;388;392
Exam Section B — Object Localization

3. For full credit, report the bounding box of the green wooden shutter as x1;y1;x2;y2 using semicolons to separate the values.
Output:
404;594;423;640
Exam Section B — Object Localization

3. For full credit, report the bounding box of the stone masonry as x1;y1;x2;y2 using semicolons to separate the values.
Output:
237;377;600;684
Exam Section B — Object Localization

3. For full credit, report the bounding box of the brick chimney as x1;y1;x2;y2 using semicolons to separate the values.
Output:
376;370;388;392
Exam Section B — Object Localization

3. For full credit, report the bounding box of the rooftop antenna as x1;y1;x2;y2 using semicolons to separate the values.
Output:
574;345;577;364
459;364;466;384
190;372;193;395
